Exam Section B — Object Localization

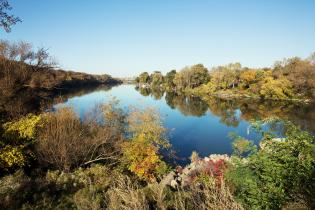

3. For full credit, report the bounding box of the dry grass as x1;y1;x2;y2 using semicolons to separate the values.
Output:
106;174;149;210
104;175;243;210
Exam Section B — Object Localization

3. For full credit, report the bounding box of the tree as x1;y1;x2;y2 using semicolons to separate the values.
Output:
0;0;21;32
122;107;170;182
210;63;241;90
164;69;176;89
173;67;190;91
150;71;164;87
190;64;210;88
138;72;150;84
173;64;209;91
272;56;315;97
259;76;293;99
17;41;33;62
34;47;53;68
239;69;256;88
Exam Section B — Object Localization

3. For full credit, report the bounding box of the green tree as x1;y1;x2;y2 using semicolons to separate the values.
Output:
164;69;176;89
173;64;209;91
150;71;164;87
138;72;150;84
189;64;210;88
210;63;241;90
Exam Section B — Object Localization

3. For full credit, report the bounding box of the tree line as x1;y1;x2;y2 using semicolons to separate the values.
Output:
136;53;315;100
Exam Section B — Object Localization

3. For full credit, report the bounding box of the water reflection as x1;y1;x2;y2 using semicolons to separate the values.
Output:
0;84;115;119
136;87;315;133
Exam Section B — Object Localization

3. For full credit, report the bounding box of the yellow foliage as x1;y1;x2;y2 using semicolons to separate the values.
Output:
3;114;41;140
127;108;170;149
123;107;170;182
259;76;293;99
0;145;27;168
240;70;256;85
122;134;164;182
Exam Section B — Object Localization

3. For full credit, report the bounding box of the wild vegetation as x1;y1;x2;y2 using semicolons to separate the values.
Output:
136;53;315;101
0;100;314;209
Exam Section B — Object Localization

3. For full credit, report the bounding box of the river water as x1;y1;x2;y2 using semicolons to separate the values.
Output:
54;84;315;164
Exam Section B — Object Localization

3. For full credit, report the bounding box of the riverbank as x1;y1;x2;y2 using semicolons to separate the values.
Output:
194;90;315;104
136;83;315;104
0;57;122;118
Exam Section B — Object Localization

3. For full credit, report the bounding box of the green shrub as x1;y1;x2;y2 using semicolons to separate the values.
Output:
227;121;315;209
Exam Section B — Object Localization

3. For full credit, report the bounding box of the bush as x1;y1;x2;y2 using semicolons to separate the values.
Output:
226;121;315;209
122;107;170;182
3;114;41;140
0;114;40;171
36;103;124;171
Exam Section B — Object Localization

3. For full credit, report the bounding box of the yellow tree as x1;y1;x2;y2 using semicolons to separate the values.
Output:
240;69;256;88
122;107;170;182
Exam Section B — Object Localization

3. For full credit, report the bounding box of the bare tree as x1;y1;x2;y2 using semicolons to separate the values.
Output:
33;47;57;68
0;39;9;57
8;42;18;60
17;41;33;62
1;39;58;69
0;0;21;32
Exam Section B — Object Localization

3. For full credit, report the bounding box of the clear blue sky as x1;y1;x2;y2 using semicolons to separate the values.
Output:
1;0;315;77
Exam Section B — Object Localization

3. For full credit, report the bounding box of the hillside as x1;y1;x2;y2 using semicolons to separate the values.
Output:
0;56;121;118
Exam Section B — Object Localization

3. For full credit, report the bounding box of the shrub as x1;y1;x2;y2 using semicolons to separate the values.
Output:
0;170;31;210
0;145;28;168
0;114;40;171
226;121;315;209
3;114;41;140
36;104;123;171
122;107;170;182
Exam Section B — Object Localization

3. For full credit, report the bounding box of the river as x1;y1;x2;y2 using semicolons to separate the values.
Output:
53;84;315;164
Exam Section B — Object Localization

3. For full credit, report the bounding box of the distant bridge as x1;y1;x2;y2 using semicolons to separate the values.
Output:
119;77;136;84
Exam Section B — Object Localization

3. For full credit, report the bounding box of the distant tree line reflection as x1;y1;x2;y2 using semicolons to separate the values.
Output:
136;86;315;133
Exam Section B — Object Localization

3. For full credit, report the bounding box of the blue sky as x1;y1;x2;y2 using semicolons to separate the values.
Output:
1;0;315;77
